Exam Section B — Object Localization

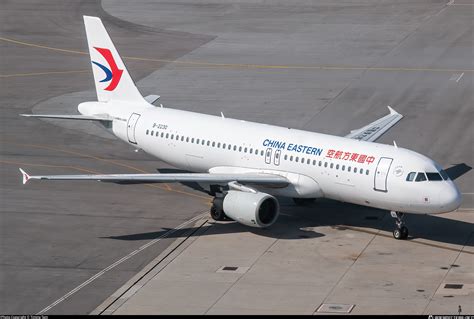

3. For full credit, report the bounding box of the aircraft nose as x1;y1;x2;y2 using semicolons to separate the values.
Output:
438;184;462;212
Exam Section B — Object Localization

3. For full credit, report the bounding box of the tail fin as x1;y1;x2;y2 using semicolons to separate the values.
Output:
83;16;146;104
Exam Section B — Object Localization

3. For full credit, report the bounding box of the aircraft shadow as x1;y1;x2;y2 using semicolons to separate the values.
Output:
156;168;209;194
102;198;473;247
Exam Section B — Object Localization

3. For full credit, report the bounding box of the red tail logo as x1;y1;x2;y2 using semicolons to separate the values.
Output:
92;47;123;91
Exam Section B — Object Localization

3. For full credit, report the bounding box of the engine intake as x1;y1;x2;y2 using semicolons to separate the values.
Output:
223;190;279;228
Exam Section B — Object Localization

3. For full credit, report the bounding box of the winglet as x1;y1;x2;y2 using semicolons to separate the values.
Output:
19;168;30;185
387;105;399;115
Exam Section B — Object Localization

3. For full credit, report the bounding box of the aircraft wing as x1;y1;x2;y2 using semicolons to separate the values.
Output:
20;114;113;121
19;168;289;186
345;106;403;142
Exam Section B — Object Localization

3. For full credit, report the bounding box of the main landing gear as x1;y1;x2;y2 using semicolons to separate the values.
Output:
391;211;408;240
210;196;229;221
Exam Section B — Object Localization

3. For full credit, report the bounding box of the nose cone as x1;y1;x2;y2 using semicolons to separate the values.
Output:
438;183;462;213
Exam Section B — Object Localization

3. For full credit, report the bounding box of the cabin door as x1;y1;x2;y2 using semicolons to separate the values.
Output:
374;157;393;192
127;113;141;144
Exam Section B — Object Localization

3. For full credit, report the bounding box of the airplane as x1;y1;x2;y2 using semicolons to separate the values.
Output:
19;16;462;240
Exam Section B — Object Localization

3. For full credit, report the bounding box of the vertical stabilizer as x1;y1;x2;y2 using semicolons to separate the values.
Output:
83;16;146;104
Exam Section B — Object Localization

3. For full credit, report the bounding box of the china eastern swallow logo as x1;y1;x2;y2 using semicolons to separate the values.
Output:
91;47;123;91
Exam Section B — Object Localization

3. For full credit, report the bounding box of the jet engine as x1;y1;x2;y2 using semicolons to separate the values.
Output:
223;190;279;228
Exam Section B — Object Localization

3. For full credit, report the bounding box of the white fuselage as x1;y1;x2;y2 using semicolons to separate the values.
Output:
80;101;461;215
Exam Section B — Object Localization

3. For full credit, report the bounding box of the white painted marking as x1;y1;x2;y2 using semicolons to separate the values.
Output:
450;73;460;81
456;72;464;82
434;7;448;16
36;212;208;315
448;1;474;5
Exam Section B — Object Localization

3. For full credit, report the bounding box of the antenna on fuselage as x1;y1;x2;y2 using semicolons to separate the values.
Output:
393;141;398;148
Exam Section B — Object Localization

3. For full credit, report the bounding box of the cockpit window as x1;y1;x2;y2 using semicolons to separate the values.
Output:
406;172;416;181
439;169;449;180
426;172;443;181
415;172;427;182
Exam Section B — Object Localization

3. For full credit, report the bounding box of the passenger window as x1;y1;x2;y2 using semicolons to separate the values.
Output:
223;143;226;148
207;141;210;146
366;169;369;175
415;172;427;182
166;133;169;139
348;166;351;172
295;157;299;163
284;154;288;160
313;160;316;165
176;135;179;140
228;144;231;150
324;162;328;168
161;132;165;138
318;161;322;167
306;159;310;164
359;168;363;174
202;140;205;145
336;164;339;170
212;142;216;147
244;147;247;153
249;148;253;154
342;165;345;171
196;138;200;144
290;156;293;161
426;172;443;181
146;130;149;135
261;150;264;156
191;138;194;143
171;134;174;139
330;163;334;169
217;142;221;148
406;172;416;181
239;146;242;152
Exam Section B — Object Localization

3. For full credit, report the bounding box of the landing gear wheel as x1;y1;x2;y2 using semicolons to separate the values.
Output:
400;226;409;239
391;211;409;240
210;204;226;221
393;228;402;240
210;196;229;221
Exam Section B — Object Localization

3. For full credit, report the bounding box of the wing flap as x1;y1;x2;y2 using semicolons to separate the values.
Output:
345;106;403;142
19;169;289;186
20;114;113;121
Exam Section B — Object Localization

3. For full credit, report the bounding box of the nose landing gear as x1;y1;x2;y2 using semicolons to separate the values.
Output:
391;211;408;240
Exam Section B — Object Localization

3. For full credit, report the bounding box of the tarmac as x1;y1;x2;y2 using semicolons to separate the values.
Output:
1;0;473;315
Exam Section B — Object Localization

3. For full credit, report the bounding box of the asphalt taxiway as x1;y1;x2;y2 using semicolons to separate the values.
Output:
1;0;472;315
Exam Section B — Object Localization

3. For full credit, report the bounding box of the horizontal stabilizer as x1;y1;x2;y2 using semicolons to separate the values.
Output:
144;95;160;104
20;114;113;121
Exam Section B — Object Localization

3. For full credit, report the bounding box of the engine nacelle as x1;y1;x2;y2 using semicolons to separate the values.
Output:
223;190;279;228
